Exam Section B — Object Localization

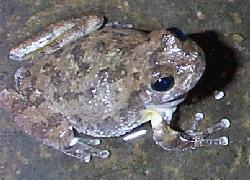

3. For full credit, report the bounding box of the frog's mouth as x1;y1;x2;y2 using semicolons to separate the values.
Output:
145;93;187;109
161;93;187;107
144;93;186;121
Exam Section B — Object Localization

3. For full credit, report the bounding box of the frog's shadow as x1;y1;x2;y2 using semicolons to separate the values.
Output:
172;31;238;129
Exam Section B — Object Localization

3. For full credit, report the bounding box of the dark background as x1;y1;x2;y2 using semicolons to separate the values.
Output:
0;0;249;179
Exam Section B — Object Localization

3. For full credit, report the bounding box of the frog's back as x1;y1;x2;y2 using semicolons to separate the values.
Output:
16;27;151;137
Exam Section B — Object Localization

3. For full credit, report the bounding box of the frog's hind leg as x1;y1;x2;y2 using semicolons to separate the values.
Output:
147;109;230;151
9;15;104;61
64;136;109;162
0;89;109;162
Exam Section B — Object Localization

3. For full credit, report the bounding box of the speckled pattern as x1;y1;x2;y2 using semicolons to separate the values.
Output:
1;14;208;161
0;0;249;179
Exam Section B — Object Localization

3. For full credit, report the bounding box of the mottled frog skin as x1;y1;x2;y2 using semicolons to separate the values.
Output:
0;16;230;162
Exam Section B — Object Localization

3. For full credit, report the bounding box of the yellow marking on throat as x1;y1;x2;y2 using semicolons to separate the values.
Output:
142;109;163;128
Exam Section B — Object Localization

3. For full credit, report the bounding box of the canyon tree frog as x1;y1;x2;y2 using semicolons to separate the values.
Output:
0;15;230;162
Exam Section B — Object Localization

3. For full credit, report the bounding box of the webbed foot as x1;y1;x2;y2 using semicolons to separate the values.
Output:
149;110;230;151
179;116;230;150
63;137;110;162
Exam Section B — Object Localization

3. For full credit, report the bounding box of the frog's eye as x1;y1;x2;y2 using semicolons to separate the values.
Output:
151;75;174;92
167;27;187;40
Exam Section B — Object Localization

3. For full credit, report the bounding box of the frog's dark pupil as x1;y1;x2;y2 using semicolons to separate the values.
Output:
151;76;174;92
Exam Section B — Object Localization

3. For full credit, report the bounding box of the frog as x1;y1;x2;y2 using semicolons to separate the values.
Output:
0;15;230;162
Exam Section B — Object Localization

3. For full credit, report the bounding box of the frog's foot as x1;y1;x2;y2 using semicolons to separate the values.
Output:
179;117;230;150
105;21;134;29
149;110;230;151
9;15;104;61
63;137;110;162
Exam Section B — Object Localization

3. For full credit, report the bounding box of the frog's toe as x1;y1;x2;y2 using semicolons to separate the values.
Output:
63;138;110;162
105;21;134;29
185;118;230;139
79;138;101;146
179;118;231;149
195;136;229;146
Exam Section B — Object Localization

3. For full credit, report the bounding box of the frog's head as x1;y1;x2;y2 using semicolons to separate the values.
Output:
143;29;205;108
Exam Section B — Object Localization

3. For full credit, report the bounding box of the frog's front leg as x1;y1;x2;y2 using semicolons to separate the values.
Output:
9;15;104;61
145;109;230;151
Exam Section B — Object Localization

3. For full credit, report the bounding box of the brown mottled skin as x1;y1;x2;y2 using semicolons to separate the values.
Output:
0;16;210;161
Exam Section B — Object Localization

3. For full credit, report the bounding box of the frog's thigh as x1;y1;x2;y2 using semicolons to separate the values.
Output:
0;89;66;146
12;101;74;148
17;105;110;162
9;15;104;61
1;90;110;162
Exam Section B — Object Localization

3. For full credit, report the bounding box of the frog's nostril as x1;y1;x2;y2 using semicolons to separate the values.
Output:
151;75;174;92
